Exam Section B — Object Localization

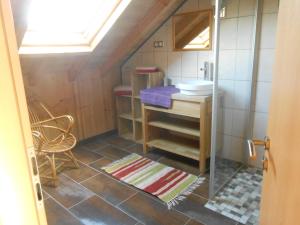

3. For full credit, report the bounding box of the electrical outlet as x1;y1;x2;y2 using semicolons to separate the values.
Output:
153;41;164;48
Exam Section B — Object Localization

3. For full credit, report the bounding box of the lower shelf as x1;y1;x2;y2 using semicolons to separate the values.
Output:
120;132;133;140
147;137;199;161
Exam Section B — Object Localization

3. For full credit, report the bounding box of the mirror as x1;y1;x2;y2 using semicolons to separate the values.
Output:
172;9;212;51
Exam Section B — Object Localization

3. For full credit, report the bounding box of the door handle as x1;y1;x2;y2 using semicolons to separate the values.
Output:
247;136;270;160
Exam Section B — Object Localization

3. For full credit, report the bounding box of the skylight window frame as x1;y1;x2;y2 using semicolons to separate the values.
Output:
19;0;131;54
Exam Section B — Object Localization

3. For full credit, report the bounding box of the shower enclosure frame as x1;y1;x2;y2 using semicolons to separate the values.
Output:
209;0;264;198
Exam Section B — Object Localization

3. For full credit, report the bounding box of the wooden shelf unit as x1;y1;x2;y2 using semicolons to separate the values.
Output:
115;71;164;142
142;94;212;174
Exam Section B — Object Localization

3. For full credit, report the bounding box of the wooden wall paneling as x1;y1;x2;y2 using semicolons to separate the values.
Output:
12;0;185;141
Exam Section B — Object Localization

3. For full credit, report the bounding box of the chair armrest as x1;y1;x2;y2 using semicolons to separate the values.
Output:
31;115;74;134
32;131;46;152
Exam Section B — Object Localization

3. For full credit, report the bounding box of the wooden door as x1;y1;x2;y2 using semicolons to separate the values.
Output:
259;0;300;224
0;0;47;224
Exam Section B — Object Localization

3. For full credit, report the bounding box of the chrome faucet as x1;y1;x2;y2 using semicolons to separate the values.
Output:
200;61;213;81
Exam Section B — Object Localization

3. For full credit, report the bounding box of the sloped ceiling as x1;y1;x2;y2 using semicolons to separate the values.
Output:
11;0;185;72
10;0;186;140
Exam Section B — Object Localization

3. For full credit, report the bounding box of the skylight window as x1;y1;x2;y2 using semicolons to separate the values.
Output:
19;0;131;54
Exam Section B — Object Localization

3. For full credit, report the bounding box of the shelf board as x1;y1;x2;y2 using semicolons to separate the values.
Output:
144;105;200;118
136;139;143;144
135;117;142;122
118;113;133;120
134;95;140;99
116;95;132;98
147;137;199;161
121;132;133;140
148;118;200;137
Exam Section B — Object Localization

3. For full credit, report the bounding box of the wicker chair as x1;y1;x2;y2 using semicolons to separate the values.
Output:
28;101;79;186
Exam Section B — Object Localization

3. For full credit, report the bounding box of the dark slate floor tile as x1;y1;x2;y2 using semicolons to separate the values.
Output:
70;195;137;225
44;197;83;225
73;146;103;164
43;190;50;200
119;192;189;225
193;175;210;199
126;144;165;161
81;173;137;205
95;145;130;160
43;175;93;208
174;194;236;225
105;136;135;148
63;162;99;183
89;157;114;170
83;140;109;153
158;154;201;175
186;219;206;225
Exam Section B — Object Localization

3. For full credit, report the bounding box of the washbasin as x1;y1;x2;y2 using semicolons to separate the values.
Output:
175;80;213;96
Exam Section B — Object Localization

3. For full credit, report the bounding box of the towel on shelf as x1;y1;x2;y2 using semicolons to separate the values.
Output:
113;85;132;96
136;67;159;74
140;86;180;108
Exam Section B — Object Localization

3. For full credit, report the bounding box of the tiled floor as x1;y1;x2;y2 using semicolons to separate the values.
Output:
205;167;262;225
42;133;241;225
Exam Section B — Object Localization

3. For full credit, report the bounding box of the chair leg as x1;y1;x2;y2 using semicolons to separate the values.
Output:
46;154;57;187
65;151;80;168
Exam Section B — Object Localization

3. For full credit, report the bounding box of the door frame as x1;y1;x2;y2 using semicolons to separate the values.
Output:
0;0;47;224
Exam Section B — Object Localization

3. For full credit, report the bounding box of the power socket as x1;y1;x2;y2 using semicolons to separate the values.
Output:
153;41;164;48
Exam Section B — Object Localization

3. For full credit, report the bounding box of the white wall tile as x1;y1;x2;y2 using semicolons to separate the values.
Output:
260;13;278;49
223;0;239;18
248;147;264;168
253;112;268;139
231;136;245;161
232;109;249;138
257;49;275;82
217;107;224;133
263;0;279;13
255;81;272;113
220;18;238;50
182;52;198;78
221;135;244;162
235;50;252;81
167;77;181;85
233;80;251;110
219;134;232;158
219;50;236;80
219;80;235;108
239;0;256;16
154;52;168;74
167;52;181;77
223;108;233;135
237;16;254;49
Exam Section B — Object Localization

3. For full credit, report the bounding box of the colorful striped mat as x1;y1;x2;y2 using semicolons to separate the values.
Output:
101;153;205;208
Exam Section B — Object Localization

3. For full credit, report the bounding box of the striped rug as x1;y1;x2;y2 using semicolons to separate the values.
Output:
101;153;205;208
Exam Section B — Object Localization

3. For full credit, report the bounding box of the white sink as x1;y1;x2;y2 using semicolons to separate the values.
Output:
175;80;213;96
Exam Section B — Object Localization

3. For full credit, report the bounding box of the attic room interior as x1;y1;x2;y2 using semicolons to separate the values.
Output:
1;0;300;225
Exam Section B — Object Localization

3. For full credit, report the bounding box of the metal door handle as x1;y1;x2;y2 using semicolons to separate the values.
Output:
247;136;270;160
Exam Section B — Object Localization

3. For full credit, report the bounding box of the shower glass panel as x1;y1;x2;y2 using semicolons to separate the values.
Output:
208;0;263;224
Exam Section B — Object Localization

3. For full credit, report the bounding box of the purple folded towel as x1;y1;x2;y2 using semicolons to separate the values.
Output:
140;86;180;108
